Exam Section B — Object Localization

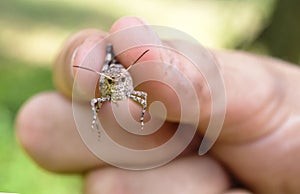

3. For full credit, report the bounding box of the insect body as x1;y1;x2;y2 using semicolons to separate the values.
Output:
74;44;148;130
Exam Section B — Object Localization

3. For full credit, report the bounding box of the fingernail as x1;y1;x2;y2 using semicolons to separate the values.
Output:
71;35;105;75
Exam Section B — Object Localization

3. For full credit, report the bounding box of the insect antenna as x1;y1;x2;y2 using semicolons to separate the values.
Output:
125;49;150;71
73;65;114;80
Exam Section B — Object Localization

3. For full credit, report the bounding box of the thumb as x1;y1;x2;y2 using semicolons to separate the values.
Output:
108;16;214;124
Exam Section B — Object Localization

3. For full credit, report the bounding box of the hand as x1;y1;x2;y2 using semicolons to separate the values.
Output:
16;16;300;194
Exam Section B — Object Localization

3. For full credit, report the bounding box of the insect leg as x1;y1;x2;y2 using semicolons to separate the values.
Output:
130;91;148;129
90;97;109;129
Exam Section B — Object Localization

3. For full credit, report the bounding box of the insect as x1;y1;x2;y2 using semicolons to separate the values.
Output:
73;44;149;130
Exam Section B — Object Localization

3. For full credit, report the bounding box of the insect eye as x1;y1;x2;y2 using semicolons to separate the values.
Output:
108;79;113;84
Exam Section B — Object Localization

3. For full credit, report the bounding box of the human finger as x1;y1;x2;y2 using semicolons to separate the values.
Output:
211;53;300;193
54;28;107;98
16;91;192;172
84;156;230;194
16;92;103;172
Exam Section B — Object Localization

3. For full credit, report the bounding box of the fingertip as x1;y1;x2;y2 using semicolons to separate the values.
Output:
109;16;149;34
109;16;163;68
54;29;107;98
15;92;64;172
16;92;103;173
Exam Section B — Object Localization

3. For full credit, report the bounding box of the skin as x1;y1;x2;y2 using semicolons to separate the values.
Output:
16;17;300;194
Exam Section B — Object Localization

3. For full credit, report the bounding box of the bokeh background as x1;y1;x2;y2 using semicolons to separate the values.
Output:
0;0;299;193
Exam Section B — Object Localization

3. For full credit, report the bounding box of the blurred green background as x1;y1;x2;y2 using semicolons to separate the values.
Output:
0;0;299;193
